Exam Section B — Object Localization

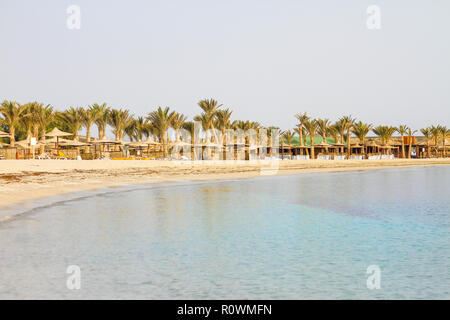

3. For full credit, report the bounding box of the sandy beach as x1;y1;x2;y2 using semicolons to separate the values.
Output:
1;158;449;210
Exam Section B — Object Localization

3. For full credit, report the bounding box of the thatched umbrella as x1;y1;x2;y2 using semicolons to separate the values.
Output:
93;137;122;158
45;128;73;154
313;141;330;155
332;142;345;155
16;139;45;149
351;143;363;155
366;141;379;154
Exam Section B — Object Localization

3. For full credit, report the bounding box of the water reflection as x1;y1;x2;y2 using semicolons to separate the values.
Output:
0;166;449;299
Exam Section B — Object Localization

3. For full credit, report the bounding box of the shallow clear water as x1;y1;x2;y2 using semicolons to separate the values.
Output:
0;166;449;299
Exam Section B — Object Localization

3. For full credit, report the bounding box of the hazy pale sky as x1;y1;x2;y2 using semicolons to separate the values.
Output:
1;0;449;130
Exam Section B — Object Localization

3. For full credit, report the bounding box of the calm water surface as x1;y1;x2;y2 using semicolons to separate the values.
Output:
0;166;449;299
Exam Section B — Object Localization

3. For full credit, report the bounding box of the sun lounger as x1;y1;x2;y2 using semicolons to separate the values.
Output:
37;152;50;160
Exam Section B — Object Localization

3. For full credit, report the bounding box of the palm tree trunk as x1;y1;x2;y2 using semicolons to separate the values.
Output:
443;137;446;158
9;127;15;148
408;140;412;158
299;127;303;146
85;125;91;153
346;130;351;157
33;125;39;139
401;135;405;158
161;133;168;158
310;135;315;159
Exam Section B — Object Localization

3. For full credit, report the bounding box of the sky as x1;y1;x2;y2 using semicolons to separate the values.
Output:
1;0;449;131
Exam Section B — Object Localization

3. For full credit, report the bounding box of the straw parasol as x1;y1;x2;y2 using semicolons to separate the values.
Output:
42;137;69;144
93;136;121;144
143;136;160;145
316;141;331;147
16;139;45;149
63;139;91;147
126;140;150;148
170;141;192;148
46;127;73;138
92;137;122;158
45;127;73;154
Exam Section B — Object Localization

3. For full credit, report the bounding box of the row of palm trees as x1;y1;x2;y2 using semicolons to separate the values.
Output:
1;99;449;158
286;113;449;158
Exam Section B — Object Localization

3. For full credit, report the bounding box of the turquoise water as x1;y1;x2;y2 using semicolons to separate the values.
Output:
0;166;449;299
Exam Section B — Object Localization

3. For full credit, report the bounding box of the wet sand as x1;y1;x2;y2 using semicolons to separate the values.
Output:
1;158;449;209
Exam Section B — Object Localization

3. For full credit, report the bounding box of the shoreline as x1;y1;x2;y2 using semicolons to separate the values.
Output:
1;159;449;213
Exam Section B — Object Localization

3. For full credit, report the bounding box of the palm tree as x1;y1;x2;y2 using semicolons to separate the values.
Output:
332;119;347;154
304;119;318;159
194;113;209;131
91;103;110;140
282;130;295;146
37;105;54;140
56;107;84;141
351;121;372;155
30;102;48;139
438;126;449;158
396;125;409;158
133;116;151;141
372;125;396;154
294;112;309;148
171;113;187;142
197;98;222;142
293;125;308;156
124;120;137;141
83;106;100;144
216;108;233;140
315;118;331;153
406;127;417;158
147;107;176;157
109;108;134;142
340;116;355;157
0;100;29;147
420;127;432;158
21;103;35;141
430;125;441;157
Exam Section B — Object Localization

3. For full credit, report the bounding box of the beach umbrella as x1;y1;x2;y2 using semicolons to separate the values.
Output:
45;127;73;138
16;139;46;148
45;127;73;154
42;137;69;144
93;137;121;144
170;141;192;147
92;137;123;158
143;136;161;145
126;141;149;148
63;139;91;147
